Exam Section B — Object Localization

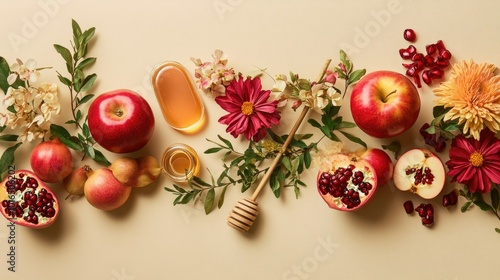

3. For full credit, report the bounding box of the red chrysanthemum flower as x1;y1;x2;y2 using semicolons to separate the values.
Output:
215;76;280;142
446;129;500;193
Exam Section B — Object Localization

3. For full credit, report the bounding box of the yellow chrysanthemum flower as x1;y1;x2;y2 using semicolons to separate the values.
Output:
433;60;500;140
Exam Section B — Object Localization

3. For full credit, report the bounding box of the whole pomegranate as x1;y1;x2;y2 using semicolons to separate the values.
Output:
317;154;378;211
84;168;132;211
30;138;74;183
0;170;59;228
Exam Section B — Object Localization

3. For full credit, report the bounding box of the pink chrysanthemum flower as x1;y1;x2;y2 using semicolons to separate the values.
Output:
446;129;500;193
215;76;280;142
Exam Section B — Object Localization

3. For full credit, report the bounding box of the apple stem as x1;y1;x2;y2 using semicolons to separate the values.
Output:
383;90;397;103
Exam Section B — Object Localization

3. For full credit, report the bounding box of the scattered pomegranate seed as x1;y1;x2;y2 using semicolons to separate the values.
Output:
403;29;417;42
442;189;459;207
399;30;452;88
403;200;414;214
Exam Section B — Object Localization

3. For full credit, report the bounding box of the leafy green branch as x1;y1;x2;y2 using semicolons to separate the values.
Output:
460;184;500;233
51;19;109;166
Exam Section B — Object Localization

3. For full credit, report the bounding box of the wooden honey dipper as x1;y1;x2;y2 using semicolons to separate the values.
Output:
227;59;332;232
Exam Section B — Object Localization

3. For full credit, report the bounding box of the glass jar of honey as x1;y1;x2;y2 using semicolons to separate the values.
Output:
161;143;200;183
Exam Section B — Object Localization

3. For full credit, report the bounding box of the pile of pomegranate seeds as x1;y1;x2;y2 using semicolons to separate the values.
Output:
399;29;452;88
403;200;434;227
442;189;459;207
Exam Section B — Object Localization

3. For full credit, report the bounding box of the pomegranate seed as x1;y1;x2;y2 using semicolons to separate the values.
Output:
425;44;437;55
411;53;425;62
440;50;452;60
424;55;436;67
403;200;414;214
429;68;444;79
436;57;450;68
399;45;417;59
436;40;447;53
403;29;417;42
406;66;418;77
413;75;422;88
422;70;432;85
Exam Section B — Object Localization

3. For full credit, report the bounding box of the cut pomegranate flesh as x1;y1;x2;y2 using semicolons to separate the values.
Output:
0;170;59;229
317;155;377;211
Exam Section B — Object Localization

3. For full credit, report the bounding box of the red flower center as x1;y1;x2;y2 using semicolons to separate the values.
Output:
469;151;484;167
241;101;254;116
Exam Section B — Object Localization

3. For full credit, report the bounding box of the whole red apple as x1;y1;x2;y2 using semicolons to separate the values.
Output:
350;70;420;138
88;89;155;153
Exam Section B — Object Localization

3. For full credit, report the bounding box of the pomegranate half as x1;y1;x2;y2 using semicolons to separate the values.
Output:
317;154;378;211
0;170;59;228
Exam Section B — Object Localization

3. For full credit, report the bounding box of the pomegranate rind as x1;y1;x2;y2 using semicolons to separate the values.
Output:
316;155;378;211
393;149;445;199
0;170;59;229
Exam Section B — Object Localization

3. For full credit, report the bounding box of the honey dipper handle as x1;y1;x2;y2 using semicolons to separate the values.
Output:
249;59;332;201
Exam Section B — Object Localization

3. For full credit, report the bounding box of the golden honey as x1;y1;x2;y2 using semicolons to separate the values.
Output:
151;61;206;133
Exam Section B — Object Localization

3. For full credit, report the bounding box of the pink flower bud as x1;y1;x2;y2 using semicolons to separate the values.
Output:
292;100;302;111
325;70;337;84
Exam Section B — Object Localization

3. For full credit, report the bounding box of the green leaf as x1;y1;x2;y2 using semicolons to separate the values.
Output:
80;73;97;92
307;118;322;128
267;129;284;144
90;148;111;166
495;228;500;234
339;131;367;148
57;74;72;87
54;44;73;72
0;126;6;133
281;156;293;172
50;123;72;139
0;56;11;94
433;106;449;118
218;186;227;209
82;122;90;138
0;142;22;180
85;145;96;159
204;188;215;214
78;93;94;105
270;171;281;198
320;126;333;138
217;134;233;150
297;79;311;91
75;57;96;71
304;149;312;169
382;141;401;159
62;136;84;152
192;176;213;187
205;147;223;154
72;19;82;43
0;134;18;142
336;121;356;130
347;69;366;85
491;188;499;210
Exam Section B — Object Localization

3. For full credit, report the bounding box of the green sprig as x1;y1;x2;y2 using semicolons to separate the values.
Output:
52;19;110;166
460;184;500;233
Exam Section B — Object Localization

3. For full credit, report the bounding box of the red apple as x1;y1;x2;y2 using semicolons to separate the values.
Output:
88;89;155;153
350;70;420;138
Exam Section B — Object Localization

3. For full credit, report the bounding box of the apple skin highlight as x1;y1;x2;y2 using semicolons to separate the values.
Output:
350;70;420;138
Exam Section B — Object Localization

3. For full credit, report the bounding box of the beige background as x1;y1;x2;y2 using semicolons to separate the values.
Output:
1;0;500;279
